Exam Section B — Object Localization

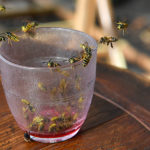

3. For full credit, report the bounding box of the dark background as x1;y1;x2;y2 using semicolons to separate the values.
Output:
0;0;150;74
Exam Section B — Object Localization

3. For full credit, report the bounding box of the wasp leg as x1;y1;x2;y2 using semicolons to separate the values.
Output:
110;42;113;48
8;38;12;46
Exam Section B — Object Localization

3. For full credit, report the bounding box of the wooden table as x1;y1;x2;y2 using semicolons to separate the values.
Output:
1;63;150;150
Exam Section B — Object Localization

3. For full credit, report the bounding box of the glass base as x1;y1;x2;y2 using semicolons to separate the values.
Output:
30;128;80;143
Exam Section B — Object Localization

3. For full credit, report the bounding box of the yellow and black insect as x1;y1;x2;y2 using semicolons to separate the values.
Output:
22;21;38;33
47;60;60;68
38;82;47;92
21;99;35;113
116;21;128;35
51;116;59;122
38;122;44;131
48;113;74;133
48;123;57;132
99;36;118;48
82;49;92;67
82;54;92;67
80;42;89;50
73;113;78;120
51;113;67;123
24;132;31;142
5;32;19;42
80;42;92;55
30;116;45;131
0;32;19;45
80;42;92;67
22;21;38;37
69;56;81;64
21;99;30;105
78;96;84;104
0;5;6;12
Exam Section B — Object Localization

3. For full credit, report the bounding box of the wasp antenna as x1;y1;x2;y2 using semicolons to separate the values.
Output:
8;39;12;47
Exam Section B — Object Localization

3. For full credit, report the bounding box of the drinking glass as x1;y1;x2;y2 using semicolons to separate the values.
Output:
0;27;97;143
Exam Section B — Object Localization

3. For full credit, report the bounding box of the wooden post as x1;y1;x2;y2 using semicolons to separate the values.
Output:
74;0;97;34
97;0;116;36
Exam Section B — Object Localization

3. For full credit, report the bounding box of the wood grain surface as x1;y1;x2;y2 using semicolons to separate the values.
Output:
95;63;150;131
0;63;150;150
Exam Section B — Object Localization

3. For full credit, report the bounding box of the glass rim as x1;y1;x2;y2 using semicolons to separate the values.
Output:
0;27;97;71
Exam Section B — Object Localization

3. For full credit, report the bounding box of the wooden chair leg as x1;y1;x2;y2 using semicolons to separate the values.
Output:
74;0;97;34
97;0;116;36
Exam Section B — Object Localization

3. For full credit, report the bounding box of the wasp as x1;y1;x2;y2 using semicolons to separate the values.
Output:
21;99;35;113
48;123;57;132
24;132;31;142
51;113;67;123
99;36;118;48
69;56;81;64
38;122;44;131
33;116;44;123
80;42;92;67
78;96;84;104
21;99;30;105
5;32;19;42
38;82;47;92
62;116;73;129
47;60;60;68
30;116;45;131
49;114;73;133
80;42;89;50
0;32;19;45
22;21;38;36
82;53;91;67
116;21;128;35
51;116;59;122
0;5;6;12
80;42;92;55
73;113;78;121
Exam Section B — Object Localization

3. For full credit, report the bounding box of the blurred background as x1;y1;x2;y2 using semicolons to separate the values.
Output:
1;0;150;78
